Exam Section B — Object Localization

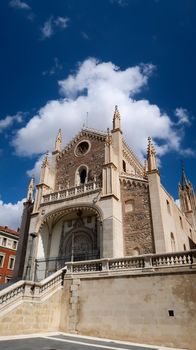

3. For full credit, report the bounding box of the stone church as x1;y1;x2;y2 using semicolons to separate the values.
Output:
14;106;196;281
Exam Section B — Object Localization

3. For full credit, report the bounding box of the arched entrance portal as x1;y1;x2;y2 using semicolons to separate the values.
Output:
35;205;102;280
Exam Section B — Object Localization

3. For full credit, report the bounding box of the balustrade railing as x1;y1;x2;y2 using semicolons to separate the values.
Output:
0;250;195;312
66;250;196;274
0;268;64;311
42;181;101;204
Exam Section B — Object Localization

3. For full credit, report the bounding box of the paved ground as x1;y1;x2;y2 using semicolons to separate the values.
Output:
0;333;184;350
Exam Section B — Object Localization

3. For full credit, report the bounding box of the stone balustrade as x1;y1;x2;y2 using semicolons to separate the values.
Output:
0;268;65;312
42;181;101;204
0;250;195;312
65;249;196;274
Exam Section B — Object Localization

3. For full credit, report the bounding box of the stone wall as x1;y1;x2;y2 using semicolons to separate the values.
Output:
120;179;154;255
0;286;70;336
66;269;196;350
0;267;195;350
55;135;105;190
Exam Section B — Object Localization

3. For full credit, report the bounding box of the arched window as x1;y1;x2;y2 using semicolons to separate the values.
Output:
80;168;87;184
171;232;176;252
75;165;88;186
122;160;126;172
179;216;183;229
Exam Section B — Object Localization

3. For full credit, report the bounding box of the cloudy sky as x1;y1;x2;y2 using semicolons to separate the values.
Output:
0;0;196;229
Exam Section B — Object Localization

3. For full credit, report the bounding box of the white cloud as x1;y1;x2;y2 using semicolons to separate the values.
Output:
9;0;31;10
27;154;47;182
40;16;69;39
81;32;89;40
0;112;23;132
0;198;25;230
54;16;69;29
175;107;190;126
41;17;53;39
12;58;189;161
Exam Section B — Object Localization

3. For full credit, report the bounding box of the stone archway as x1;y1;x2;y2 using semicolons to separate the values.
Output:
34;204;103;279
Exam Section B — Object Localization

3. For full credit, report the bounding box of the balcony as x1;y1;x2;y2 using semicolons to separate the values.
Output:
42;181;101;204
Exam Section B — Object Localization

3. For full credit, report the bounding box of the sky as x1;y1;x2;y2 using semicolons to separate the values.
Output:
0;0;196;229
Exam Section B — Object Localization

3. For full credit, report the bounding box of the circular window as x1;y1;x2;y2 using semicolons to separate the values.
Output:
75;141;90;156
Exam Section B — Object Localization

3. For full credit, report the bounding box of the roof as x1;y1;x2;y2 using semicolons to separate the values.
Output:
0;226;20;237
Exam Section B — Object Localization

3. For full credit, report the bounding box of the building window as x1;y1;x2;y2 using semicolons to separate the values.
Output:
78;166;88;184
2;237;7;247
125;199;134;213
183;244;186;251
5;276;11;283
75;140;90;156
190;229;192;239
171;232;176;252
166;199;171;215
0;254;5;268
12;241;17;250
122;160;126;172
179;216;183;229
8;256;15;270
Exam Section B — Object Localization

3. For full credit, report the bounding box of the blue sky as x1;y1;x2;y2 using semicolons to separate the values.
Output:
0;0;196;228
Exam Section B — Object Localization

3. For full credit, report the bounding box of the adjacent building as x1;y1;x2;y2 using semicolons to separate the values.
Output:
0;226;19;284
14;106;196;281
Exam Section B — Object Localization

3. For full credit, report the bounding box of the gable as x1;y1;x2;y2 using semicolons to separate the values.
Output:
55;129;106;190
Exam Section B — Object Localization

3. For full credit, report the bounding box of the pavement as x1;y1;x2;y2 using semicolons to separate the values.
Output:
0;332;186;350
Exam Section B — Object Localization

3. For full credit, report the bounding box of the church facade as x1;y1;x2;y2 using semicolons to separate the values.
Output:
14;107;196;281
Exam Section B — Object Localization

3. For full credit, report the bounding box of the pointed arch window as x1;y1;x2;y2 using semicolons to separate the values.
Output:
122;160;126;172
80;167;87;184
171;232;176;252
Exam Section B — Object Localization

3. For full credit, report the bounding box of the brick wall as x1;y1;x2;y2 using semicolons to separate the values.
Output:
120;179;155;255
55;135;105;190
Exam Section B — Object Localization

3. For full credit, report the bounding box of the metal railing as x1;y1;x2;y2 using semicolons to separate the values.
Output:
35;251;100;280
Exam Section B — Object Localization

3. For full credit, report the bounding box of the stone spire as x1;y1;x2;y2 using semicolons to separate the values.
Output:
179;165;196;229
27;175;34;201
41;151;49;168
112;105;121;131
181;162;189;189
147;137;158;172
55;129;62;153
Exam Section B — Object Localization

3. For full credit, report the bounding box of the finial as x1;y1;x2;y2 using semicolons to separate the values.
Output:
42;151;49;168
112;105;121;131
181;161;188;189
147;137;158;172
105;127;112;146
55;129;62;152
27;175;34;201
